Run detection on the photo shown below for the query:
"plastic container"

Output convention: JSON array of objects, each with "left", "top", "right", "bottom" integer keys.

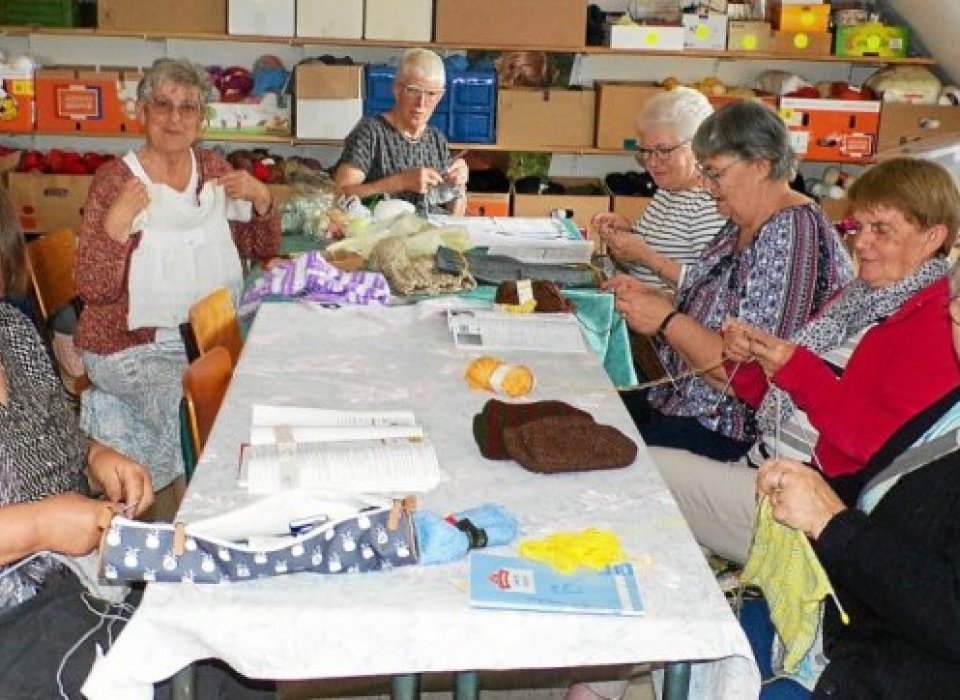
[{"left": 0, "top": 0, "right": 82, "bottom": 27}]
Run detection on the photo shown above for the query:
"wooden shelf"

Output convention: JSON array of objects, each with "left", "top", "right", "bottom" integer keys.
[{"left": 0, "top": 25, "right": 937, "bottom": 65}]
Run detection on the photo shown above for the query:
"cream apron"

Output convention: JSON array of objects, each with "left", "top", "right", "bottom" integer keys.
[{"left": 124, "top": 151, "right": 249, "bottom": 331}]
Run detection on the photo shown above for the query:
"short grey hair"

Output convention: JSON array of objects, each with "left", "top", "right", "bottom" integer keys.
[
  {"left": 691, "top": 100, "right": 798, "bottom": 181},
  {"left": 137, "top": 58, "right": 213, "bottom": 107},
  {"left": 396, "top": 48, "right": 445, "bottom": 86},
  {"left": 636, "top": 87, "right": 713, "bottom": 142}
]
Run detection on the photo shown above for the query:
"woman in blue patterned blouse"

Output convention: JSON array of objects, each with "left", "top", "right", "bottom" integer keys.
[{"left": 610, "top": 100, "right": 854, "bottom": 461}]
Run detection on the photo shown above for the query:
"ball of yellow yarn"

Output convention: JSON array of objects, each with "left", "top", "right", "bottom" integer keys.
[{"left": 464, "top": 356, "right": 535, "bottom": 398}]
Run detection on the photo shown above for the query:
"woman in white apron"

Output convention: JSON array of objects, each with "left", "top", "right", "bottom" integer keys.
[{"left": 75, "top": 59, "right": 280, "bottom": 519}]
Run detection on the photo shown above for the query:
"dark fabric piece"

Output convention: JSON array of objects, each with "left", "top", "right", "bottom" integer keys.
[
  {"left": 493, "top": 280, "right": 574, "bottom": 313},
  {"left": 472, "top": 399, "right": 590, "bottom": 460},
  {"left": 640, "top": 410, "right": 753, "bottom": 462},
  {"left": 503, "top": 415, "right": 637, "bottom": 473},
  {"left": 813, "top": 451, "right": 960, "bottom": 699},
  {"left": 740, "top": 598, "right": 812, "bottom": 699}
]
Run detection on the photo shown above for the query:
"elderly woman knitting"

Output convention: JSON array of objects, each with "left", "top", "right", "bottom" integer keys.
[
  {"left": 334, "top": 47, "right": 469, "bottom": 215},
  {"left": 75, "top": 58, "right": 280, "bottom": 518},
  {"left": 610, "top": 101, "right": 852, "bottom": 462},
  {"left": 654, "top": 157, "right": 960, "bottom": 567},
  {"left": 593, "top": 86, "right": 726, "bottom": 292}
]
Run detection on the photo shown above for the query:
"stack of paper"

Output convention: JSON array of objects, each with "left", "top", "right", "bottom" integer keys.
[
  {"left": 447, "top": 309, "right": 588, "bottom": 353},
  {"left": 240, "top": 406, "right": 445, "bottom": 495},
  {"left": 428, "top": 215, "right": 594, "bottom": 265}
]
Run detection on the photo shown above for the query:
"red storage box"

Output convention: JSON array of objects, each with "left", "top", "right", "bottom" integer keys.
[{"left": 36, "top": 67, "right": 129, "bottom": 134}]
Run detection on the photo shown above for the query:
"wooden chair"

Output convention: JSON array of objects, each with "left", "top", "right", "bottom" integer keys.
[
  {"left": 25, "top": 228, "right": 90, "bottom": 394},
  {"left": 182, "top": 346, "right": 234, "bottom": 468},
  {"left": 188, "top": 287, "right": 243, "bottom": 366}
]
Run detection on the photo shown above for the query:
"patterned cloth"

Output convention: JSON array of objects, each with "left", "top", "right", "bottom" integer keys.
[
  {"left": 81, "top": 338, "right": 188, "bottom": 491},
  {"left": 0, "top": 304, "right": 88, "bottom": 613},
  {"left": 337, "top": 115, "right": 459, "bottom": 215},
  {"left": 624, "top": 187, "right": 726, "bottom": 290},
  {"left": 649, "top": 203, "right": 853, "bottom": 444},
  {"left": 240, "top": 251, "right": 391, "bottom": 318}
]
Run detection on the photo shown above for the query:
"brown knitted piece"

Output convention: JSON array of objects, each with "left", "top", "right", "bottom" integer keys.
[
  {"left": 494, "top": 280, "right": 574, "bottom": 313},
  {"left": 473, "top": 399, "right": 591, "bottom": 459},
  {"left": 503, "top": 415, "right": 637, "bottom": 473}
]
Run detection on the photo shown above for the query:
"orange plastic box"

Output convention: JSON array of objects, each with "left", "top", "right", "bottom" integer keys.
[
  {"left": 780, "top": 97, "right": 881, "bottom": 162},
  {"left": 36, "top": 67, "right": 131, "bottom": 134},
  {"left": 769, "top": 3, "right": 830, "bottom": 33}
]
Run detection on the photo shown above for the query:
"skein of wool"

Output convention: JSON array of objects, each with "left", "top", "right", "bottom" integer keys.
[{"left": 464, "top": 356, "right": 535, "bottom": 398}]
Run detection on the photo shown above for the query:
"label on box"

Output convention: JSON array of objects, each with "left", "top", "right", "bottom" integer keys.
[{"left": 56, "top": 85, "right": 103, "bottom": 120}]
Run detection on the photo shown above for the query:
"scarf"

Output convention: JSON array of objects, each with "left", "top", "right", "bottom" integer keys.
[{"left": 758, "top": 257, "right": 951, "bottom": 438}]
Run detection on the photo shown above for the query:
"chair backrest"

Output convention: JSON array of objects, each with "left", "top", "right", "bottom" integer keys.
[
  {"left": 25, "top": 227, "right": 78, "bottom": 325},
  {"left": 182, "top": 346, "right": 233, "bottom": 459},
  {"left": 188, "top": 287, "right": 243, "bottom": 366}
]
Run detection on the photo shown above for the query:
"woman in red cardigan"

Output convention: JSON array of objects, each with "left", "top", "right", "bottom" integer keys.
[
  {"left": 75, "top": 58, "right": 280, "bottom": 518},
  {"left": 653, "top": 157, "right": 960, "bottom": 565}
]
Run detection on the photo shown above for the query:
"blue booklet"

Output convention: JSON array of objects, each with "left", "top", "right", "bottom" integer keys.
[{"left": 469, "top": 553, "right": 645, "bottom": 616}]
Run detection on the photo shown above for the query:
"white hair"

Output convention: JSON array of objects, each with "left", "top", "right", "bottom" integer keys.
[
  {"left": 396, "top": 48, "right": 445, "bottom": 86},
  {"left": 635, "top": 86, "right": 714, "bottom": 142}
]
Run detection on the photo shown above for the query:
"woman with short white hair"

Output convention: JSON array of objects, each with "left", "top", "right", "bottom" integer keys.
[{"left": 335, "top": 48, "right": 469, "bottom": 215}]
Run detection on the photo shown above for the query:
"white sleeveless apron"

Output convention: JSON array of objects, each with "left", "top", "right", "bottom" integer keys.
[{"left": 124, "top": 151, "right": 250, "bottom": 331}]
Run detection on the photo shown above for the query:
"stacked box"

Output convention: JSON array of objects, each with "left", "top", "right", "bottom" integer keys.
[
  {"left": 835, "top": 24, "right": 909, "bottom": 58},
  {"left": 6, "top": 171, "right": 93, "bottom": 233},
  {"left": 682, "top": 13, "right": 728, "bottom": 51},
  {"left": 435, "top": 0, "right": 587, "bottom": 49},
  {"left": 497, "top": 89, "right": 596, "bottom": 149},
  {"left": 0, "top": 0, "right": 80, "bottom": 27},
  {"left": 35, "top": 67, "right": 132, "bottom": 134},
  {"left": 780, "top": 97, "right": 881, "bottom": 162},
  {"left": 771, "top": 30, "right": 832, "bottom": 57},
  {"left": 98, "top": 0, "right": 225, "bottom": 33},
  {"left": 229, "top": 0, "right": 295, "bottom": 37},
  {"left": 768, "top": 2, "right": 830, "bottom": 32},
  {"left": 727, "top": 21, "right": 774, "bottom": 52},
  {"left": 595, "top": 82, "right": 664, "bottom": 150},
  {"left": 297, "top": 63, "right": 364, "bottom": 140},
  {"left": 364, "top": 0, "right": 431, "bottom": 41},
  {"left": 296, "top": 0, "right": 363, "bottom": 39}
]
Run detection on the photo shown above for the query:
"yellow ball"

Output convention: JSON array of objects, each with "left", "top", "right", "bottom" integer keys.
[{"left": 464, "top": 356, "right": 535, "bottom": 398}]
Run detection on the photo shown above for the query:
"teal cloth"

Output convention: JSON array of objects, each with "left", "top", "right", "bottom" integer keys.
[{"left": 461, "top": 287, "right": 637, "bottom": 388}]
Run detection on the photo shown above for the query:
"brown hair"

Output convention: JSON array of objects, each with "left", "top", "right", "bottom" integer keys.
[
  {"left": 0, "top": 187, "right": 27, "bottom": 296},
  {"left": 848, "top": 157, "right": 960, "bottom": 256}
]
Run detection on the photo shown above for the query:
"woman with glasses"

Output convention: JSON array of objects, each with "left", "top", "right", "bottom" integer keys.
[
  {"left": 75, "top": 58, "right": 280, "bottom": 519},
  {"left": 335, "top": 48, "right": 469, "bottom": 215},
  {"left": 593, "top": 87, "right": 725, "bottom": 292},
  {"left": 658, "top": 157, "right": 960, "bottom": 570},
  {"left": 609, "top": 100, "right": 853, "bottom": 462}
]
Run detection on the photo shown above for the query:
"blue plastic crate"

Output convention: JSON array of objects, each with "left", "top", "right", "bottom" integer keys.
[
  {"left": 365, "top": 63, "right": 451, "bottom": 114},
  {"left": 449, "top": 111, "right": 495, "bottom": 144},
  {"left": 449, "top": 71, "right": 497, "bottom": 113}
]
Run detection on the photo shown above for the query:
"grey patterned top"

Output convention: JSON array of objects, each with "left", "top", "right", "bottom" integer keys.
[
  {"left": 0, "top": 303, "right": 88, "bottom": 612},
  {"left": 337, "top": 115, "right": 459, "bottom": 214}
]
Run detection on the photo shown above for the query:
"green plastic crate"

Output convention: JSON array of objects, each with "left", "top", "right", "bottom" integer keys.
[{"left": 0, "top": 0, "right": 81, "bottom": 27}]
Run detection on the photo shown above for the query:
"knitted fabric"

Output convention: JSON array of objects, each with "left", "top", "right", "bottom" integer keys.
[
  {"left": 741, "top": 497, "right": 835, "bottom": 673},
  {"left": 473, "top": 399, "right": 590, "bottom": 459},
  {"left": 503, "top": 415, "right": 637, "bottom": 473}
]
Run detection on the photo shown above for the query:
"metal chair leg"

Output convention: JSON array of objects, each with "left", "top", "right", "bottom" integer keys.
[
  {"left": 454, "top": 670, "right": 479, "bottom": 700},
  {"left": 663, "top": 661, "right": 691, "bottom": 700},
  {"left": 391, "top": 673, "right": 421, "bottom": 700}
]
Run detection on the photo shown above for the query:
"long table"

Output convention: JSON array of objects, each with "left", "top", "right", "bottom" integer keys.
[{"left": 84, "top": 302, "right": 759, "bottom": 699}]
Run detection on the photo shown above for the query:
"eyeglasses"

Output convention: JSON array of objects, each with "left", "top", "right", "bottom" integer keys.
[
  {"left": 399, "top": 83, "right": 445, "bottom": 101},
  {"left": 148, "top": 97, "right": 201, "bottom": 120},
  {"left": 696, "top": 159, "right": 742, "bottom": 185},
  {"left": 634, "top": 140, "right": 689, "bottom": 164}
]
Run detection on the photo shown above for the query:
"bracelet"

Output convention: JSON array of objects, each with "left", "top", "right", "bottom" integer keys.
[{"left": 656, "top": 310, "right": 680, "bottom": 339}]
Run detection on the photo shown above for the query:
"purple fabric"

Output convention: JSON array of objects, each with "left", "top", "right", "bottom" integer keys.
[{"left": 240, "top": 250, "right": 390, "bottom": 318}]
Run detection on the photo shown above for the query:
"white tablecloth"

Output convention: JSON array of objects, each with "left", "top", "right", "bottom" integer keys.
[{"left": 84, "top": 303, "right": 760, "bottom": 699}]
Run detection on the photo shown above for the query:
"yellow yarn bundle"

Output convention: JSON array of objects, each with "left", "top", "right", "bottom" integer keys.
[
  {"left": 464, "top": 356, "right": 535, "bottom": 398},
  {"left": 519, "top": 529, "right": 628, "bottom": 574}
]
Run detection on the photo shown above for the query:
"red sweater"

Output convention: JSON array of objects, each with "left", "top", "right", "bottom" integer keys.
[
  {"left": 732, "top": 278, "right": 960, "bottom": 477},
  {"left": 75, "top": 148, "right": 280, "bottom": 355}
]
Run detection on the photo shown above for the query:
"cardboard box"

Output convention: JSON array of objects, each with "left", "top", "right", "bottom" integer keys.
[
  {"left": 834, "top": 24, "right": 909, "bottom": 59},
  {"left": 35, "top": 67, "right": 130, "bottom": 134},
  {"left": 98, "top": 0, "right": 226, "bottom": 33},
  {"left": 296, "top": 0, "right": 363, "bottom": 39},
  {"left": 204, "top": 94, "right": 292, "bottom": 136},
  {"left": 512, "top": 177, "right": 610, "bottom": 239},
  {"left": 771, "top": 30, "right": 832, "bottom": 57},
  {"left": 682, "top": 13, "right": 728, "bottom": 51},
  {"left": 877, "top": 103, "right": 960, "bottom": 152},
  {"left": 769, "top": 3, "right": 830, "bottom": 32},
  {"left": 435, "top": 0, "right": 587, "bottom": 49},
  {"left": 497, "top": 89, "right": 595, "bottom": 149},
  {"left": 6, "top": 172, "right": 93, "bottom": 233},
  {"left": 364, "top": 0, "right": 431, "bottom": 41},
  {"left": 595, "top": 82, "right": 664, "bottom": 150},
  {"left": 780, "top": 98, "right": 881, "bottom": 161},
  {"left": 707, "top": 92, "right": 777, "bottom": 111},
  {"left": 609, "top": 23, "right": 685, "bottom": 51},
  {"left": 465, "top": 192, "right": 510, "bottom": 217},
  {"left": 0, "top": 64, "right": 34, "bottom": 133},
  {"left": 295, "top": 63, "right": 363, "bottom": 139},
  {"left": 727, "top": 20, "right": 773, "bottom": 52},
  {"left": 611, "top": 195, "right": 652, "bottom": 222},
  {"left": 229, "top": 0, "right": 295, "bottom": 37}
]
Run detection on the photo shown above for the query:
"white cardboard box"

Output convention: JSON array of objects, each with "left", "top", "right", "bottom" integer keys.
[
  {"left": 296, "top": 0, "right": 363, "bottom": 39},
  {"left": 296, "top": 98, "right": 364, "bottom": 139},
  {"left": 364, "top": 0, "right": 431, "bottom": 41},
  {"left": 609, "top": 24, "right": 685, "bottom": 51},
  {"left": 229, "top": 0, "right": 295, "bottom": 37},
  {"left": 682, "top": 13, "right": 728, "bottom": 50}
]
